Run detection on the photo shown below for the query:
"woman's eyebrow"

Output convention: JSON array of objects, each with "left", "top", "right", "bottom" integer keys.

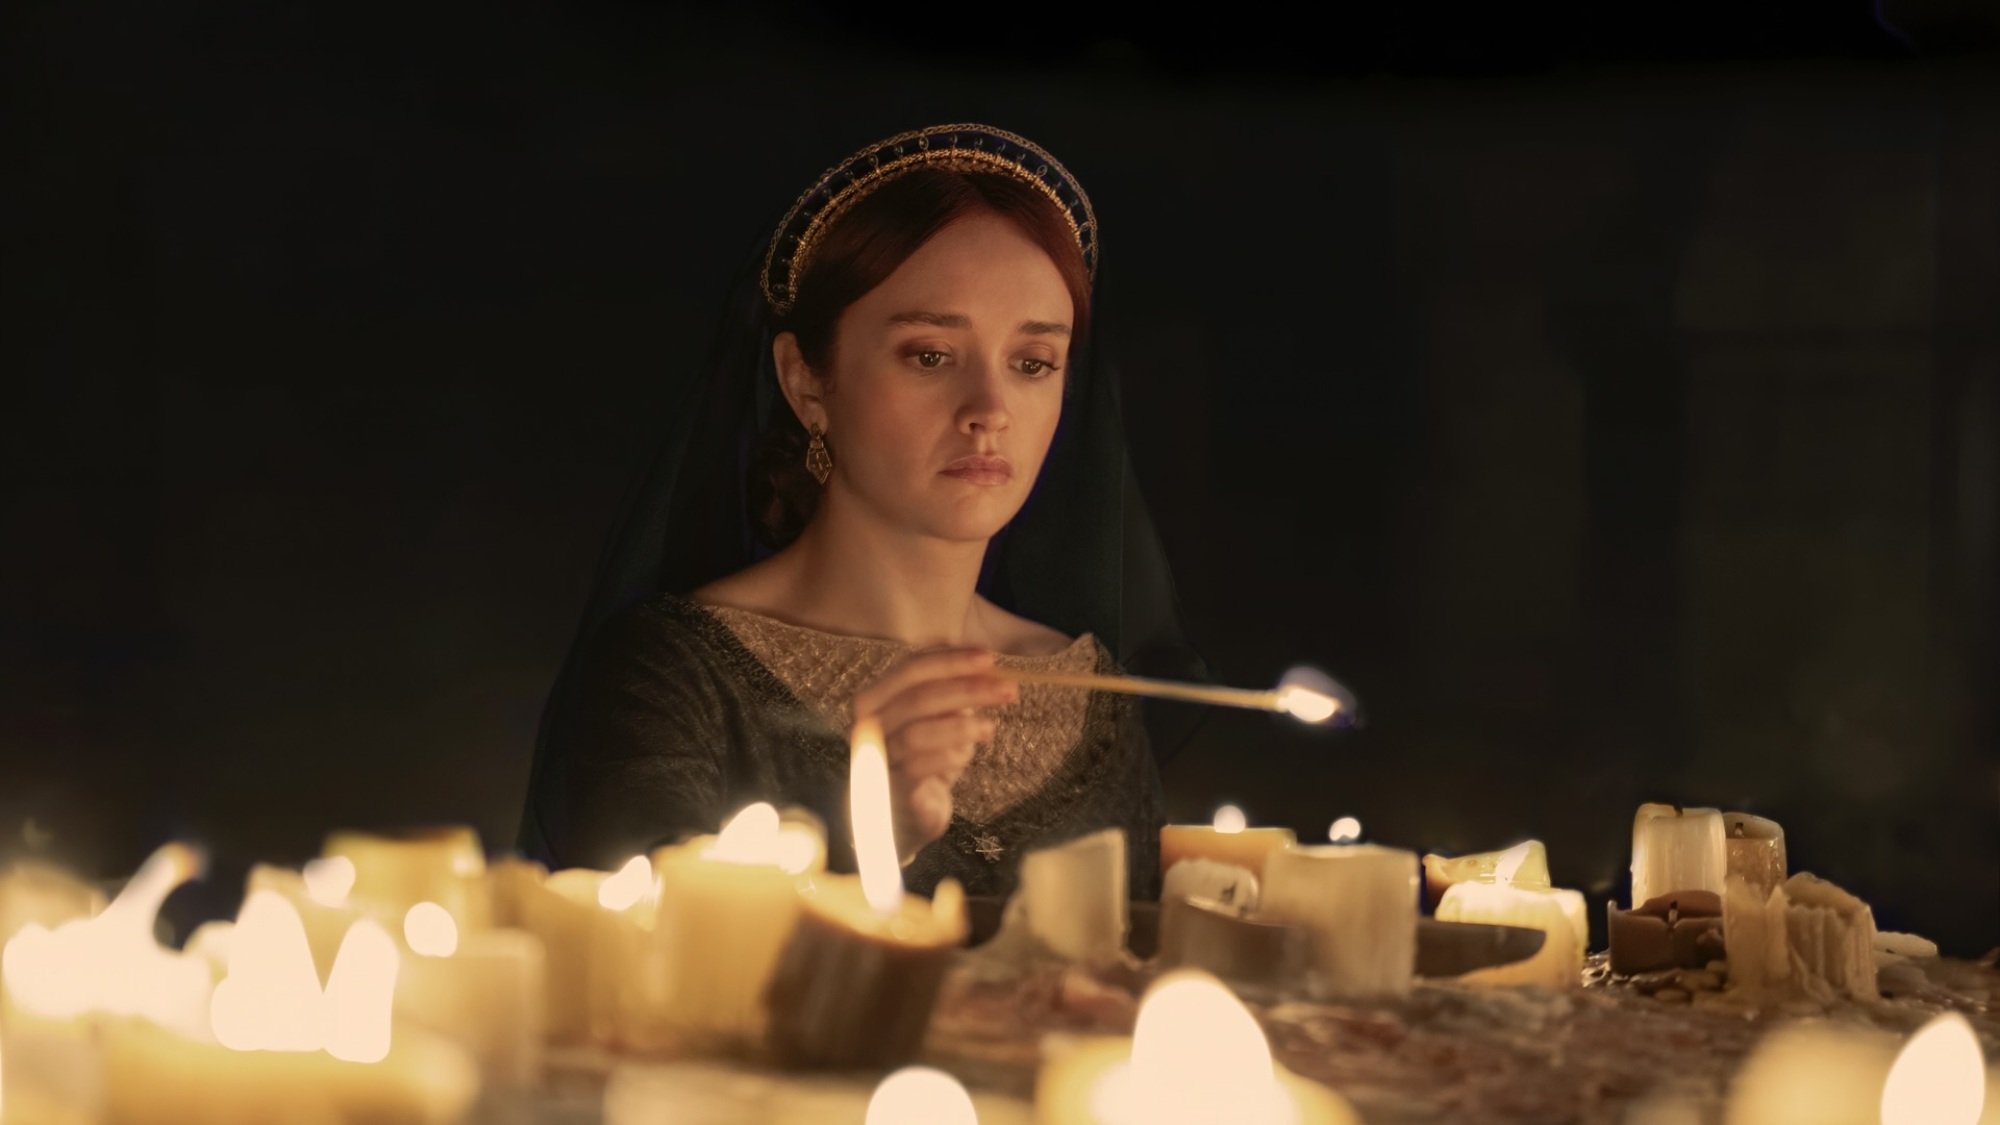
[
  {"left": 1018, "top": 320, "right": 1070, "bottom": 337},
  {"left": 886, "top": 310, "right": 969, "bottom": 328}
]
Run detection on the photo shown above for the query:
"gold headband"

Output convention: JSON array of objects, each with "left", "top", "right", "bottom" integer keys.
[{"left": 761, "top": 124, "right": 1098, "bottom": 316}]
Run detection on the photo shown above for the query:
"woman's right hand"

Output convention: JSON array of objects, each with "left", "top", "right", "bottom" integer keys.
[{"left": 849, "top": 646, "right": 1019, "bottom": 863}]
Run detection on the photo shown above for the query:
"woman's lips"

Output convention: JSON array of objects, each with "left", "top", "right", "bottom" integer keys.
[{"left": 942, "top": 456, "right": 1012, "bottom": 485}]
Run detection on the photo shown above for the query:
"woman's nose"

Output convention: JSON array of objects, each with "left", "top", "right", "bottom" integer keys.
[{"left": 958, "top": 362, "right": 1011, "bottom": 433}]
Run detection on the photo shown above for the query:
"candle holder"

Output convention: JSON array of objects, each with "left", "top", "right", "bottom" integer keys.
[{"left": 1155, "top": 894, "right": 1309, "bottom": 989}]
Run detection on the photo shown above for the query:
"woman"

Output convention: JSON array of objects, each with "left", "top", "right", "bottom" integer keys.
[{"left": 520, "top": 125, "right": 1208, "bottom": 898}]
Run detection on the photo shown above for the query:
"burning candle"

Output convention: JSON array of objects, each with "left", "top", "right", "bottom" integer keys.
[
  {"left": 322, "top": 826, "right": 492, "bottom": 934},
  {"left": 762, "top": 717, "right": 968, "bottom": 1069},
  {"left": 867, "top": 1066, "right": 980, "bottom": 1125},
  {"left": 1035, "top": 968, "right": 1357, "bottom": 1124},
  {"left": 648, "top": 802, "right": 826, "bottom": 1050},
  {"left": 1433, "top": 846, "right": 1588, "bottom": 990},
  {"left": 1421, "top": 839, "right": 1551, "bottom": 909},
  {"left": 1881, "top": 1012, "right": 1988, "bottom": 1125},
  {"left": 1260, "top": 844, "right": 1418, "bottom": 1000},
  {"left": 395, "top": 901, "right": 545, "bottom": 1089},
  {"left": 1160, "top": 807, "right": 1296, "bottom": 883},
  {"left": 1629, "top": 804, "right": 1726, "bottom": 908}
]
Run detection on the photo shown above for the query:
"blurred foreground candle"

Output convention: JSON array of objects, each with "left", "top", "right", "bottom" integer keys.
[
  {"left": 1260, "top": 844, "right": 1417, "bottom": 1000},
  {"left": 1723, "top": 1013, "right": 1987, "bottom": 1125},
  {"left": 0, "top": 861, "right": 105, "bottom": 948},
  {"left": 245, "top": 860, "right": 360, "bottom": 984},
  {"left": 2, "top": 845, "right": 211, "bottom": 1121},
  {"left": 324, "top": 827, "right": 491, "bottom": 934},
  {"left": 511, "top": 866, "right": 606, "bottom": 1045},
  {"left": 591, "top": 855, "right": 665, "bottom": 1052},
  {"left": 1160, "top": 807, "right": 1295, "bottom": 882},
  {"left": 1630, "top": 804, "right": 1725, "bottom": 907},
  {"left": 762, "top": 718, "right": 967, "bottom": 1068},
  {"left": 1434, "top": 845, "right": 1587, "bottom": 989},
  {"left": 112, "top": 907, "right": 475, "bottom": 1125},
  {"left": 396, "top": 902, "right": 545, "bottom": 1089},
  {"left": 1421, "top": 839, "right": 1550, "bottom": 909},
  {"left": 649, "top": 802, "right": 826, "bottom": 1050},
  {"left": 867, "top": 1066, "right": 980, "bottom": 1125},
  {"left": 1035, "top": 969, "right": 1356, "bottom": 1125}
]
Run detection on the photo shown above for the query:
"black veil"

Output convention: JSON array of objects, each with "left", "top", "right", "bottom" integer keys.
[{"left": 517, "top": 227, "right": 1213, "bottom": 861}]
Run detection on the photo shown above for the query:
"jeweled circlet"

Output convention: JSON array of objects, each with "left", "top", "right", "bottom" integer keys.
[{"left": 762, "top": 123, "right": 1099, "bottom": 316}]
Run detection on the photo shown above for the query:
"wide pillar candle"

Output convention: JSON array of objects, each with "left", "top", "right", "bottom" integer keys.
[
  {"left": 1160, "top": 814, "right": 1295, "bottom": 881},
  {"left": 396, "top": 908, "right": 546, "bottom": 1089},
  {"left": 1260, "top": 844, "right": 1417, "bottom": 1000},
  {"left": 1629, "top": 804, "right": 1726, "bottom": 908},
  {"left": 512, "top": 867, "right": 605, "bottom": 1045}
]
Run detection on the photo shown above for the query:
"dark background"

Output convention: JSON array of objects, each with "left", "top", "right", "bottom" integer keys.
[{"left": 4, "top": 1, "right": 1996, "bottom": 953}]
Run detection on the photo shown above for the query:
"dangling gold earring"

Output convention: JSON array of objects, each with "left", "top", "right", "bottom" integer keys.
[{"left": 805, "top": 424, "right": 833, "bottom": 485}]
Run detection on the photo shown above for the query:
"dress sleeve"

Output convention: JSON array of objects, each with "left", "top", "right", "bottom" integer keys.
[{"left": 532, "top": 601, "right": 731, "bottom": 870}]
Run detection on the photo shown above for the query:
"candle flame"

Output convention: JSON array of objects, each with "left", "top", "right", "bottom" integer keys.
[
  {"left": 598, "top": 855, "right": 654, "bottom": 911},
  {"left": 1328, "top": 816, "right": 1362, "bottom": 843},
  {"left": 1494, "top": 841, "right": 1534, "bottom": 885},
  {"left": 1, "top": 843, "right": 211, "bottom": 1034},
  {"left": 403, "top": 901, "right": 457, "bottom": 957},
  {"left": 322, "top": 919, "right": 398, "bottom": 1063},
  {"left": 865, "top": 1066, "right": 978, "bottom": 1125},
  {"left": 301, "top": 855, "right": 356, "bottom": 907},
  {"left": 710, "top": 802, "right": 781, "bottom": 859},
  {"left": 1212, "top": 805, "right": 1248, "bottom": 834},
  {"left": 1092, "top": 969, "right": 1297, "bottom": 1125},
  {"left": 211, "top": 890, "right": 340, "bottom": 1051},
  {"left": 1881, "top": 1012, "right": 1986, "bottom": 1125},
  {"left": 850, "top": 716, "right": 904, "bottom": 917}
]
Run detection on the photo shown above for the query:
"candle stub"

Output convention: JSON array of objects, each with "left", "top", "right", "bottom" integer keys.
[
  {"left": 762, "top": 876, "right": 967, "bottom": 1069},
  {"left": 1260, "top": 844, "right": 1418, "bottom": 1000},
  {"left": 1606, "top": 891, "right": 1724, "bottom": 976}
]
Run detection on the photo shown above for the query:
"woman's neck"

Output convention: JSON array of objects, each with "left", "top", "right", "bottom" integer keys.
[{"left": 725, "top": 507, "right": 996, "bottom": 649}]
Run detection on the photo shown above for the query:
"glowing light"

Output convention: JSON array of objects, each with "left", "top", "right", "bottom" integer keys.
[
  {"left": 402, "top": 902, "right": 458, "bottom": 958},
  {"left": 1328, "top": 817, "right": 1362, "bottom": 844},
  {"left": 708, "top": 802, "right": 781, "bottom": 861},
  {"left": 1881, "top": 1012, "right": 1986, "bottom": 1125},
  {"left": 850, "top": 717, "right": 904, "bottom": 916},
  {"left": 322, "top": 919, "right": 399, "bottom": 1064},
  {"left": 1, "top": 843, "right": 211, "bottom": 1035},
  {"left": 1212, "top": 805, "right": 1248, "bottom": 835},
  {"left": 301, "top": 855, "right": 356, "bottom": 907},
  {"left": 1493, "top": 841, "right": 1535, "bottom": 886},
  {"left": 1090, "top": 969, "right": 1298, "bottom": 1125},
  {"left": 865, "top": 1066, "right": 978, "bottom": 1125},
  {"left": 597, "top": 855, "right": 654, "bottom": 912}
]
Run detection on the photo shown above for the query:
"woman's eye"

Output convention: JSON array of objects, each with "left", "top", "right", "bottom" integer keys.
[
  {"left": 1018, "top": 357, "right": 1058, "bottom": 377},
  {"left": 914, "top": 350, "right": 947, "bottom": 369}
]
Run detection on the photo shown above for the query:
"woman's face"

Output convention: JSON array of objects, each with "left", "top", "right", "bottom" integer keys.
[{"left": 816, "top": 211, "right": 1072, "bottom": 544}]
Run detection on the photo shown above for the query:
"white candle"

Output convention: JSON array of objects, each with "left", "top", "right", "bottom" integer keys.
[
  {"left": 1160, "top": 808, "right": 1295, "bottom": 881},
  {"left": 1630, "top": 804, "right": 1726, "bottom": 908},
  {"left": 395, "top": 901, "right": 546, "bottom": 1088},
  {"left": 648, "top": 802, "right": 825, "bottom": 1050},
  {"left": 590, "top": 855, "right": 666, "bottom": 1052},
  {"left": 1721, "top": 812, "right": 1787, "bottom": 895},
  {"left": 510, "top": 867, "right": 605, "bottom": 1045},
  {"left": 1260, "top": 844, "right": 1418, "bottom": 1000},
  {"left": 995, "top": 827, "right": 1129, "bottom": 965}
]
